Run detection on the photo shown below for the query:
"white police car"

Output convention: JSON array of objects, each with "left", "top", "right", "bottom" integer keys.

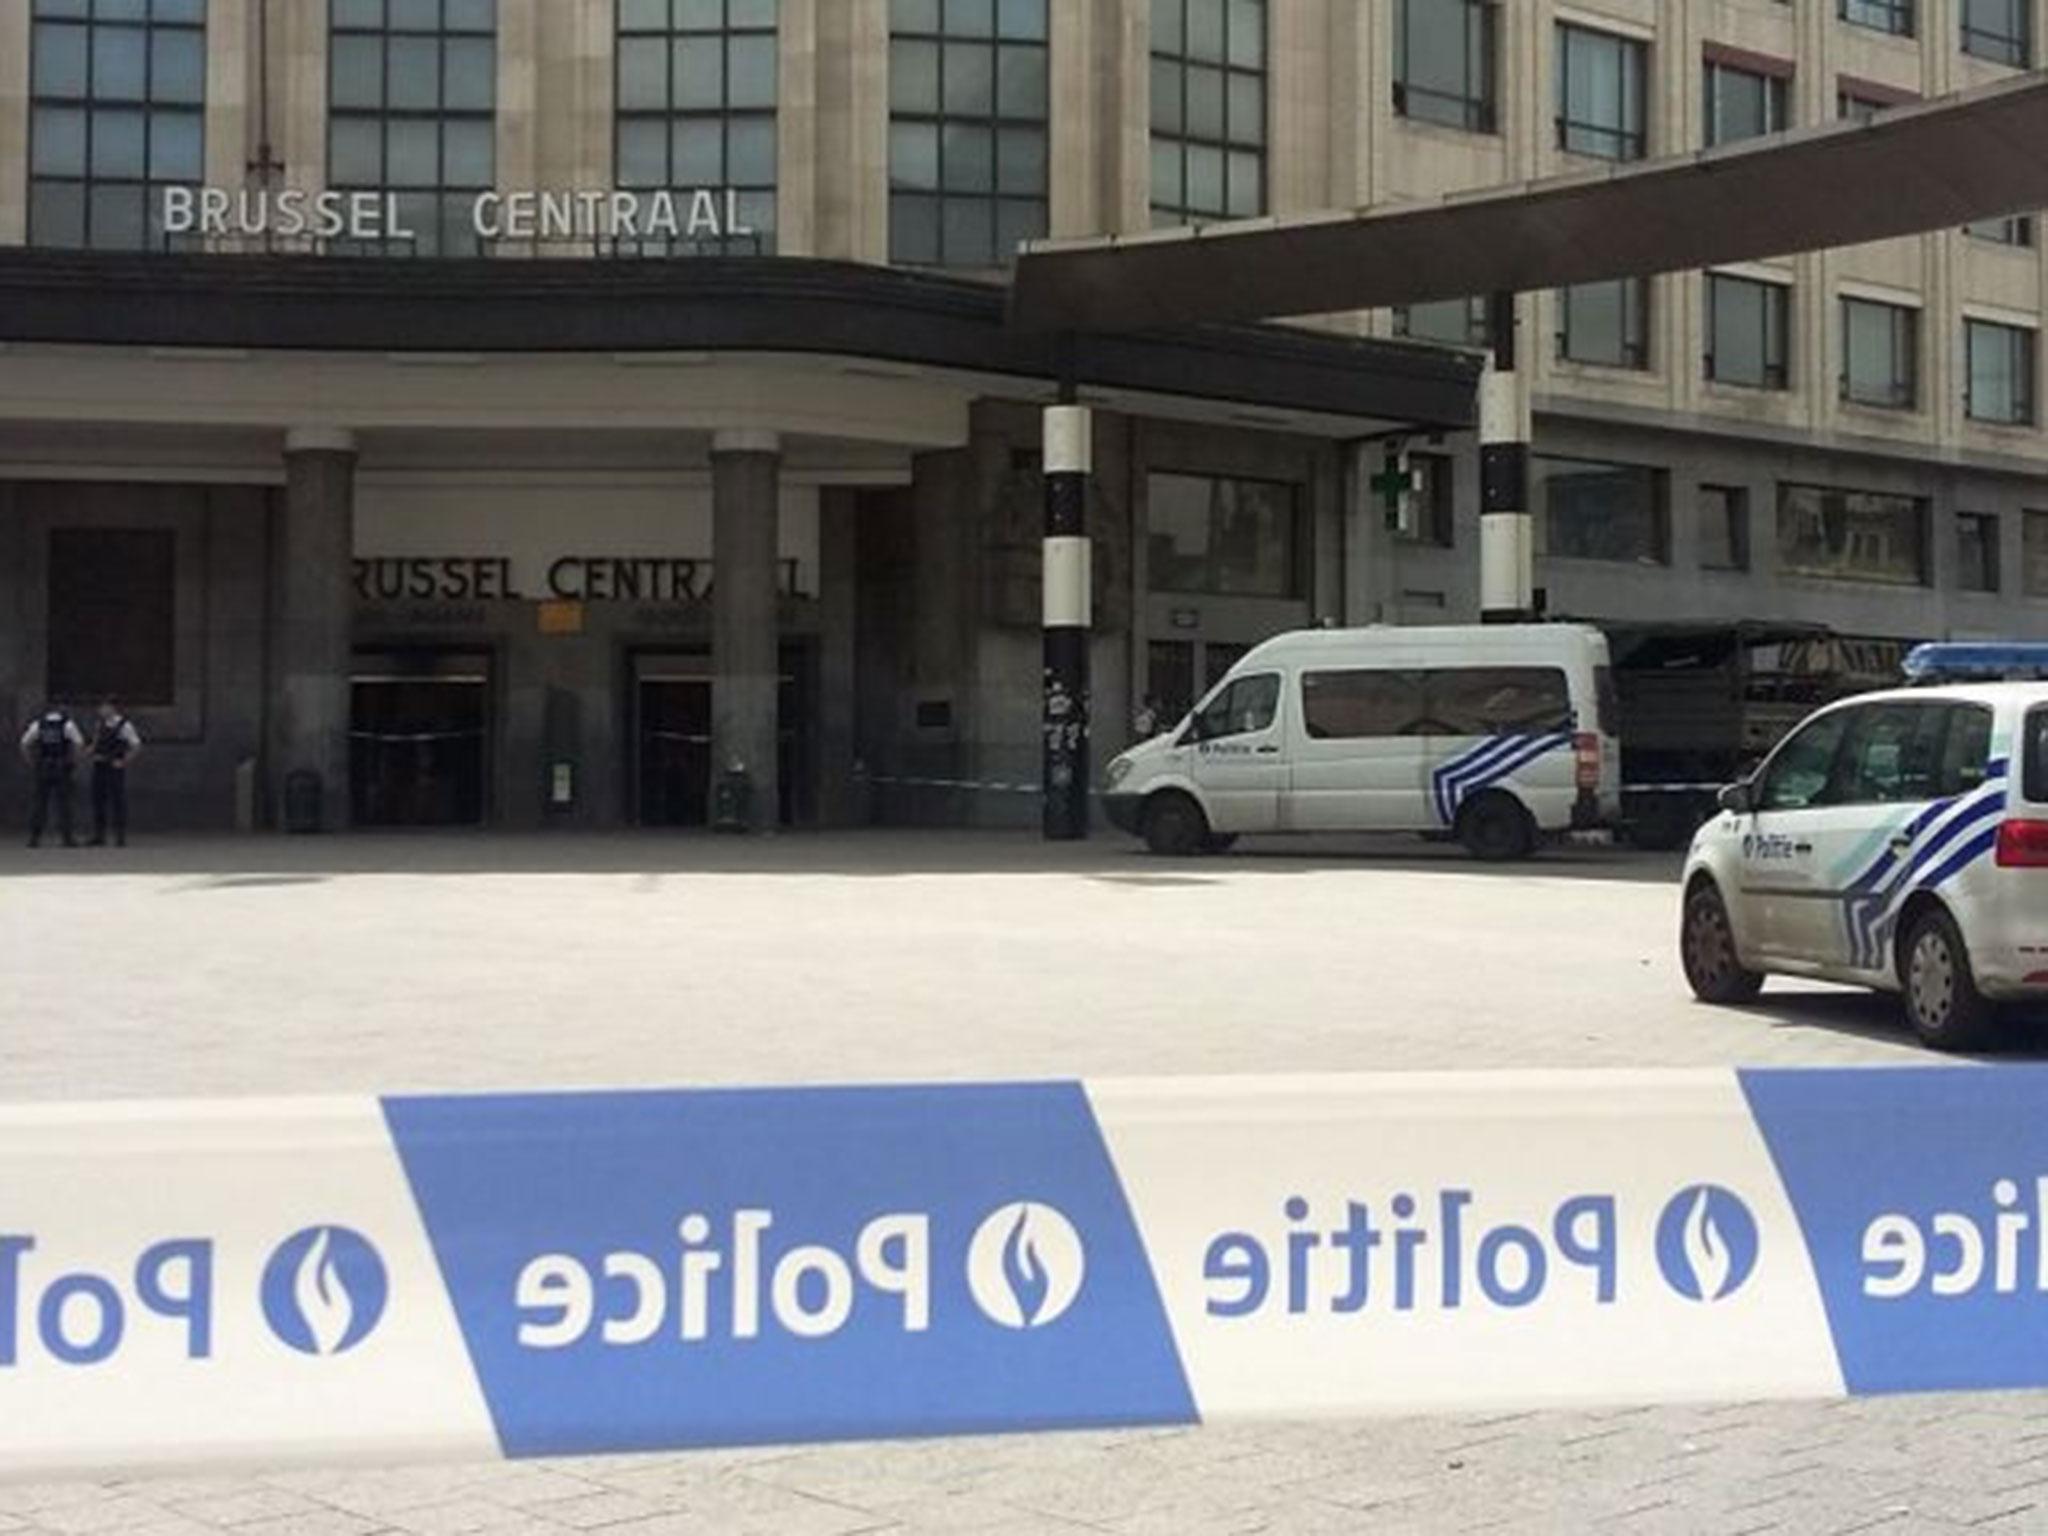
[{"left": 1680, "top": 644, "right": 2048, "bottom": 1050}]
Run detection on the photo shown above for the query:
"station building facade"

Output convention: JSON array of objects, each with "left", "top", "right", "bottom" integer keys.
[{"left": 1, "top": 0, "right": 2045, "bottom": 832}]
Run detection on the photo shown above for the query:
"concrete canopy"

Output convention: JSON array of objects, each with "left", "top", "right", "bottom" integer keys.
[{"left": 1012, "top": 72, "right": 2048, "bottom": 334}]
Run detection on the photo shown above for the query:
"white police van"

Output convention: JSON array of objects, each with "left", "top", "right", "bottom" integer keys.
[
  {"left": 1101, "top": 624, "right": 1621, "bottom": 860},
  {"left": 1681, "top": 643, "right": 2048, "bottom": 1050}
]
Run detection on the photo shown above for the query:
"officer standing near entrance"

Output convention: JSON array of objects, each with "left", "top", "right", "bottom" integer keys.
[
  {"left": 18, "top": 704, "right": 85, "bottom": 849},
  {"left": 88, "top": 698, "right": 143, "bottom": 847}
]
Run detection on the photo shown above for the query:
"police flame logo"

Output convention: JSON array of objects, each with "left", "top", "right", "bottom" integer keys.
[
  {"left": 966, "top": 1202, "right": 1085, "bottom": 1329},
  {"left": 260, "top": 1225, "right": 390, "bottom": 1355}
]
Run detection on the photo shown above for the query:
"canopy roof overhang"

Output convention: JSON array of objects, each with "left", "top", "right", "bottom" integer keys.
[{"left": 1012, "top": 72, "right": 2048, "bottom": 334}]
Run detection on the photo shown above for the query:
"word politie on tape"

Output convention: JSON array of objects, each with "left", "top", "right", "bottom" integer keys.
[{"left": 6, "top": 1067, "right": 2048, "bottom": 1476}]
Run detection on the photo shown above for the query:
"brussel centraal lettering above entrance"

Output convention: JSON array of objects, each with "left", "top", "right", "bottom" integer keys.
[
  {"left": 163, "top": 188, "right": 754, "bottom": 246},
  {"left": 351, "top": 558, "right": 806, "bottom": 605}
]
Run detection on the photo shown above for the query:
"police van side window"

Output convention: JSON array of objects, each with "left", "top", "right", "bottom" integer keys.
[
  {"left": 1758, "top": 708, "right": 1851, "bottom": 811},
  {"left": 1189, "top": 673, "right": 1280, "bottom": 742},
  {"left": 1937, "top": 704, "right": 1995, "bottom": 796},
  {"left": 1423, "top": 667, "right": 1572, "bottom": 736},
  {"left": 1301, "top": 669, "right": 1425, "bottom": 740}
]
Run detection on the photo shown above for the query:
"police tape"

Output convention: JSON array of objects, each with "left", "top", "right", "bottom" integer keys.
[{"left": 3, "top": 1067, "right": 2043, "bottom": 1477}]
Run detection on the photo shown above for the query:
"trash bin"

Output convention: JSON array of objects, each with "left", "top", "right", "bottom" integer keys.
[
  {"left": 712, "top": 767, "right": 753, "bottom": 833},
  {"left": 283, "top": 769, "right": 323, "bottom": 834}
]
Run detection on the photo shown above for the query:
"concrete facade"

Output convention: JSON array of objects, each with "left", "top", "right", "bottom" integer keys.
[{"left": 4, "top": 0, "right": 2045, "bottom": 830}]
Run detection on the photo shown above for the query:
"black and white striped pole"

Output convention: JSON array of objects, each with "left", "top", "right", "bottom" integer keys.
[
  {"left": 1042, "top": 398, "right": 1092, "bottom": 840},
  {"left": 1480, "top": 290, "right": 1534, "bottom": 624}
]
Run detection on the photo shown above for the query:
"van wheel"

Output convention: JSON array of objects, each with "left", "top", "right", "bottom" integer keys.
[
  {"left": 1681, "top": 881, "right": 1764, "bottom": 1005},
  {"left": 1900, "top": 907, "right": 1999, "bottom": 1052},
  {"left": 1457, "top": 792, "right": 1535, "bottom": 862},
  {"left": 1143, "top": 792, "right": 1208, "bottom": 857}
]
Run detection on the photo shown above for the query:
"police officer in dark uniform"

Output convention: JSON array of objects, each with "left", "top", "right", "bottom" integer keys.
[
  {"left": 18, "top": 705, "right": 85, "bottom": 849},
  {"left": 89, "top": 698, "right": 143, "bottom": 847}
]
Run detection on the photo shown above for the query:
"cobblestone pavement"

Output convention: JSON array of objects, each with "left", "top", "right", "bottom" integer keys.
[{"left": 4, "top": 831, "right": 2046, "bottom": 1533}]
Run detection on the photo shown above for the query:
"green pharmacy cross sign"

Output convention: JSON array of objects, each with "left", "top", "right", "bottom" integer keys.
[{"left": 1370, "top": 453, "right": 1419, "bottom": 532}]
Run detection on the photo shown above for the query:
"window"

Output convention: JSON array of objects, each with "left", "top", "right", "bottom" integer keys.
[
  {"left": 2027, "top": 707, "right": 2048, "bottom": 803},
  {"left": 1966, "top": 215, "right": 2035, "bottom": 246},
  {"left": 1778, "top": 483, "right": 1929, "bottom": 585},
  {"left": 329, "top": 0, "right": 497, "bottom": 257},
  {"left": 1840, "top": 0, "right": 1914, "bottom": 38},
  {"left": 1841, "top": 297, "right": 1917, "bottom": 409},
  {"left": 1302, "top": 669, "right": 1425, "bottom": 740},
  {"left": 1832, "top": 704, "right": 1954, "bottom": 807},
  {"left": 2025, "top": 512, "right": 2048, "bottom": 597},
  {"left": 1393, "top": 296, "right": 1489, "bottom": 348},
  {"left": 1557, "top": 278, "right": 1648, "bottom": 368},
  {"left": 617, "top": 0, "right": 778, "bottom": 256},
  {"left": 1428, "top": 668, "right": 1573, "bottom": 736},
  {"left": 1534, "top": 454, "right": 1667, "bottom": 564},
  {"left": 1147, "top": 472, "right": 1299, "bottom": 597},
  {"left": 1400, "top": 452, "right": 1456, "bottom": 548},
  {"left": 1759, "top": 709, "right": 1850, "bottom": 811},
  {"left": 1966, "top": 318, "right": 2036, "bottom": 424},
  {"left": 1838, "top": 91, "right": 1895, "bottom": 124},
  {"left": 1189, "top": 672, "right": 1279, "bottom": 741},
  {"left": 1555, "top": 24, "right": 1646, "bottom": 161},
  {"left": 46, "top": 528, "right": 176, "bottom": 705},
  {"left": 1962, "top": 0, "right": 2031, "bottom": 65},
  {"left": 1941, "top": 705, "right": 1996, "bottom": 796},
  {"left": 889, "top": 0, "right": 1047, "bottom": 268},
  {"left": 1703, "top": 61, "right": 1789, "bottom": 147},
  {"left": 1957, "top": 512, "right": 2001, "bottom": 593},
  {"left": 1394, "top": 0, "right": 1496, "bottom": 134},
  {"left": 1699, "top": 484, "right": 1751, "bottom": 571},
  {"left": 1150, "top": 0, "right": 1266, "bottom": 225},
  {"left": 28, "top": 0, "right": 205, "bottom": 249},
  {"left": 1706, "top": 273, "right": 1790, "bottom": 389}
]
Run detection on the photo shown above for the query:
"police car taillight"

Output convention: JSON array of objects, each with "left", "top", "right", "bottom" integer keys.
[
  {"left": 1573, "top": 733, "right": 1601, "bottom": 790},
  {"left": 1995, "top": 819, "right": 2048, "bottom": 868}
]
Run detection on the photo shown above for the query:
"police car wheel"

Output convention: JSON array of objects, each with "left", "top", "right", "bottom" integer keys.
[
  {"left": 1900, "top": 909, "right": 1998, "bottom": 1052},
  {"left": 1458, "top": 792, "right": 1535, "bottom": 862},
  {"left": 1142, "top": 792, "right": 1208, "bottom": 857},
  {"left": 1681, "top": 882, "right": 1764, "bottom": 1005}
]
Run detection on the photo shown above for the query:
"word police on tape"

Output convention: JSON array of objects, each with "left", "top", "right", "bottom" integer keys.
[{"left": 6, "top": 1069, "right": 2048, "bottom": 1474}]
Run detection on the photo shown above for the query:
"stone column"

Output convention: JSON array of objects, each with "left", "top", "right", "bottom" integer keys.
[
  {"left": 272, "top": 427, "right": 357, "bottom": 829},
  {"left": 711, "top": 430, "right": 782, "bottom": 830}
]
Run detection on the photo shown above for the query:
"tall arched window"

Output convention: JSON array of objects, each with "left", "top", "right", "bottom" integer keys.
[
  {"left": 616, "top": 0, "right": 778, "bottom": 255},
  {"left": 888, "top": 0, "right": 1049, "bottom": 269},
  {"left": 29, "top": 0, "right": 205, "bottom": 249}
]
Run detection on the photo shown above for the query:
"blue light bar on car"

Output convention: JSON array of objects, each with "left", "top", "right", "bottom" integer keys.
[{"left": 1903, "top": 642, "right": 2048, "bottom": 682}]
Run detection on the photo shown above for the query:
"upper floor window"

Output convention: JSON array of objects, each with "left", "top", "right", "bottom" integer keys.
[
  {"left": 1557, "top": 278, "right": 1649, "bottom": 370},
  {"left": 1966, "top": 318, "right": 2037, "bottom": 425},
  {"left": 1840, "top": 0, "right": 1914, "bottom": 38},
  {"left": 890, "top": 0, "right": 1048, "bottom": 267},
  {"left": 1706, "top": 272, "right": 1790, "bottom": 390},
  {"left": 1556, "top": 24, "right": 1647, "bottom": 161},
  {"left": 1839, "top": 92, "right": 1887, "bottom": 124},
  {"left": 1393, "top": 0, "right": 1497, "bottom": 134},
  {"left": 1966, "top": 215, "right": 2035, "bottom": 246},
  {"left": 1394, "top": 296, "right": 1489, "bottom": 349},
  {"left": 1841, "top": 297, "right": 1917, "bottom": 409},
  {"left": 329, "top": 0, "right": 497, "bottom": 256},
  {"left": 1150, "top": 0, "right": 1266, "bottom": 226},
  {"left": 29, "top": 0, "right": 205, "bottom": 249},
  {"left": 1962, "top": 0, "right": 2031, "bottom": 65},
  {"left": 617, "top": 0, "right": 778, "bottom": 256},
  {"left": 1704, "top": 59, "right": 1789, "bottom": 147}
]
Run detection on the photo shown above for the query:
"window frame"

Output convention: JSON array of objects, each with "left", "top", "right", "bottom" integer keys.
[
  {"left": 1705, "top": 272, "right": 1791, "bottom": 390},
  {"left": 888, "top": 0, "right": 1049, "bottom": 269},
  {"left": 615, "top": 0, "right": 779, "bottom": 257},
  {"left": 1184, "top": 670, "right": 1281, "bottom": 744},
  {"left": 1957, "top": 511, "right": 2002, "bottom": 594},
  {"left": 1961, "top": 0, "right": 2032, "bottom": 66},
  {"left": 1698, "top": 483, "right": 1752, "bottom": 572},
  {"left": 1149, "top": 0, "right": 1268, "bottom": 226},
  {"left": 327, "top": 0, "right": 499, "bottom": 258},
  {"left": 28, "top": 0, "right": 207, "bottom": 251},
  {"left": 1965, "top": 214, "right": 2035, "bottom": 247},
  {"left": 1839, "top": 0, "right": 1915, "bottom": 39},
  {"left": 1965, "top": 317, "right": 2037, "bottom": 426},
  {"left": 1145, "top": 468, "right": 1304, "bottom": 599},
  {"left": 1556, "top": 277, "right": 1650, "bottom": 369},
  {"left": 1776, "top": 482, "right": 1931, "bottom": 587},
  {"left": 1702, "top": 59, "right": 1789, "bottom": 148},
  {"left": 1393, "top": 0, "right": 1497, "bottom": 135},
  {"left": 1534, "top": 453, "right": 1670, "bottom": 566},
  {"left": 1554, "top": 23, "right": 1647, "bottom": 162},
  {"left": 1757, "top": 706, "right": 1854, "bottom": 812}
]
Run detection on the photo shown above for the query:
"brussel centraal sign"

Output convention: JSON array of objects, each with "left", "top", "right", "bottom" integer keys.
[{"left": 162, "top": 187, "right": 755, "bottom": 245}]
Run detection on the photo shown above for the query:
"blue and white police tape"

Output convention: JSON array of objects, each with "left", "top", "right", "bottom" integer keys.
[{"left": 5, "top": 1067, "right": 2047, "bottom": 1476}]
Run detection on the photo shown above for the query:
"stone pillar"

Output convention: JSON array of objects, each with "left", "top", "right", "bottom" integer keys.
[
  {"left": 711, "top": 429, "right": 782, "bottom": 830},
  {"left": 1479, "top": 294, "right": 1534, "bottom": 624},
  {"left": 272, "top": 427, "right": 357, "bottom": 829}
]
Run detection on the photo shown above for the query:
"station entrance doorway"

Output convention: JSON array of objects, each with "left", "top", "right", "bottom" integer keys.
[
  {"left": 631, "top": 646, "right": 814, "bottom": 827},
  {"left": 349, "top": 648, "right": 491, "bottom": 827}
]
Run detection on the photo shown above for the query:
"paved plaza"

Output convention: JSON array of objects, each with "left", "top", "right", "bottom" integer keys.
[{"left": 3, "top": 830, "right": 2045, "bottom": 1533}]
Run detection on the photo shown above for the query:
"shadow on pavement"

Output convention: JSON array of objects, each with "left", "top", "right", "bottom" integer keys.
[
  {"left": 0, "top": 829, "right": 1688, "bottom": 884},
  {"left": 1729, "top": 987, "right": 2048, "bottom": 1060}
]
